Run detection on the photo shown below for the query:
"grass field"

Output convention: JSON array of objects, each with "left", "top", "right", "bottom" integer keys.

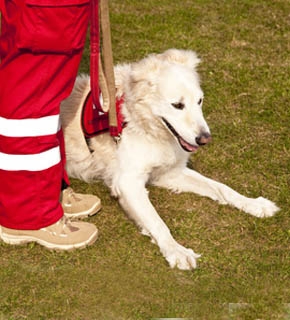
[{"left": 1, "top": 0, "right": 290, "bottom": 319}]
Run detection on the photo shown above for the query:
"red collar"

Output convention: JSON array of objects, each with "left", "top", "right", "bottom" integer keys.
[{"left": 81, "top": 91, "right": 125, "bottom": 138}]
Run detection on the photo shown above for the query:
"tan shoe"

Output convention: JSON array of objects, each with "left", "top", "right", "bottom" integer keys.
[
  {"left": 61, "top": 187, "right": 101, "bottom": 219},
  {"left": 0, "top": 217, "right": 98, "bottom": 250}
]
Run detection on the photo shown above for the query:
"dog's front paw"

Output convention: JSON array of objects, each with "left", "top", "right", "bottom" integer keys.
[
  {"left": 243, "top": 197, "right": 280, "bottom": 218},
  {"left": 164, "top": 243, "right": 201, "bottom": 270}
]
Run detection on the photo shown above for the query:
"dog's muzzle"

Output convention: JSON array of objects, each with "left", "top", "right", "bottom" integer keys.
[{"left": 162, "top": 117, "right": 210, "bottom": 153}]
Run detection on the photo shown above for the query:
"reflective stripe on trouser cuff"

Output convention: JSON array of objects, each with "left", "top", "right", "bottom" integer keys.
[
  {"left": 0, "top": 115, "right": 61, "bottom": 137},
  {"left": 0, "top": 147, "right": 61, "bottom": 171}
]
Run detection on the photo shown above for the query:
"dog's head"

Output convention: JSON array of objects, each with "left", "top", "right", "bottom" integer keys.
[{"left": 117, "top": 49, "right": 211, "bottom": 153}]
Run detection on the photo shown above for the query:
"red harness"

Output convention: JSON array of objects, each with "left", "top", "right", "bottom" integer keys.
[{"left": 81, "top": 90, "right": 125, "bottom": 138}]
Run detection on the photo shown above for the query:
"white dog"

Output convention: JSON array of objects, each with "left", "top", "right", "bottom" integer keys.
[{"left": 61, "top": 49, "right": 279, "bottom": 270}]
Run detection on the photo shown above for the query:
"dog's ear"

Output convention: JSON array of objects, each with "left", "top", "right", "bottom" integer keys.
[
  {"left": 115, "top": 60, "right": 158, "bottom": 99},
  {"left": 131, "top": 55, "right": 161, "bottom": 78},
  {"left": 156, "top": 49, "right": 201, "bottom": 70},
  {"left": 129, "top": 56, "right": 160, "bottom": 89}
]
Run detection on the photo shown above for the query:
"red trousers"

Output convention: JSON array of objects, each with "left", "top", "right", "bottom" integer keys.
[{"left": 0, "top": 0, "right": 90, "bottom": 229}]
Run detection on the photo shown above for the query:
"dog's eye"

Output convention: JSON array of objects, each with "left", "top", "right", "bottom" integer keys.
[
  {"left": 171, "top": 102, "right": 185, "bottom": 110},
  {"left": 198, "top": 98, "right": 203, "bottom": 105}
]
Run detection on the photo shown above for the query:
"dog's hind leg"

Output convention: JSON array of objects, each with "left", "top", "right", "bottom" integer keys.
[
  {"left": 113, "top": 173, "right": 201, "bottom": 270},
  {"left": 152, "top": 167, "right": 279, "bottom": 218}
]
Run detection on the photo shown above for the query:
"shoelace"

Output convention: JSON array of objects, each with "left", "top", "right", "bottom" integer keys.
[
  {"left": 41, "top": 217, "right": 78, "bottom": 237},
  {"left": 66, "top": 188, "right": 83, "bottom": 203}
]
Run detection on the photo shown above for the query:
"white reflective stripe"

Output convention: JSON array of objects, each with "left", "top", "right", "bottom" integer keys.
[
  {"left": 0, "top": 115, "right": 61, "bottom": 137},
  {"left": 0, "top": 147, "right": 61, "bottom": 171}
]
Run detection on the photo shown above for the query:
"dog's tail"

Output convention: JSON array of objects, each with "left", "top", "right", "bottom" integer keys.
[{"left": 60, "top": 75, "right": 94, "bottom": 179}]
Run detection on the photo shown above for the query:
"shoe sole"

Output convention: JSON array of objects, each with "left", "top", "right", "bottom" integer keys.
[
  {"left": 0, "top": 226, "right": 98, "bottom": 251},
  {"left": 63, "top": 203, "right": 102, "bottom": 220}
]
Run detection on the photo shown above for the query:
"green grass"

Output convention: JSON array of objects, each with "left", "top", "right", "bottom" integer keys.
[{"left": 1, "top": 0, "right": 290, "bottom": 319}]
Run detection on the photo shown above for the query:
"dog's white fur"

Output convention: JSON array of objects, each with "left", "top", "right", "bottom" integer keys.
[{"left": 61, "top": 49, "right": 279, "bottom": 270}]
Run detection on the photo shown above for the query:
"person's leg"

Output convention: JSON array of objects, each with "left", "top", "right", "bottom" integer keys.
[{"left": 0, "top": 0, "right": 98, "bottom": 248}]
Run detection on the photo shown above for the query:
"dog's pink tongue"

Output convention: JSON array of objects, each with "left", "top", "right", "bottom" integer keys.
[{"left": 178, "top": 137, "right": 198, "bottom": 152}]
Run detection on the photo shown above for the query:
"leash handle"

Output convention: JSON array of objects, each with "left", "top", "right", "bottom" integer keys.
[
  {"left": 90, "top": 0, "right": 101, "bottom": 111},
  {"left": 90, "top": 0, "right": 119, "bottom": 136}
]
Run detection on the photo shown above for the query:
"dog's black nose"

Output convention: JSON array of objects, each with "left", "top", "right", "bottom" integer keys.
[{"left": 196, "top": 132, "right": 212, "bottom": 146}]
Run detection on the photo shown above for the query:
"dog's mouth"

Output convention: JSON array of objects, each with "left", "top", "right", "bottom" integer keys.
[{"left": 162, "top": 118, "right": 198, "bottom": 153}]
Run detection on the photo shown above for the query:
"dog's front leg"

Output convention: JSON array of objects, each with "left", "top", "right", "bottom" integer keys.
[
  {"left": 153, "top": 167, "right": 279, "bottom": 218},
  {"left": 113, "top": 173, "right": 200, "bottom": 270}
]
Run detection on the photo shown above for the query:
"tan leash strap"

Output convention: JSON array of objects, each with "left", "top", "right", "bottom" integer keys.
[
  {"left": 98, "top": 55, "right": 110, "bottom": 112},
  {"left": 100, "top": 0, "right": 118, "bottom": 130}
]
